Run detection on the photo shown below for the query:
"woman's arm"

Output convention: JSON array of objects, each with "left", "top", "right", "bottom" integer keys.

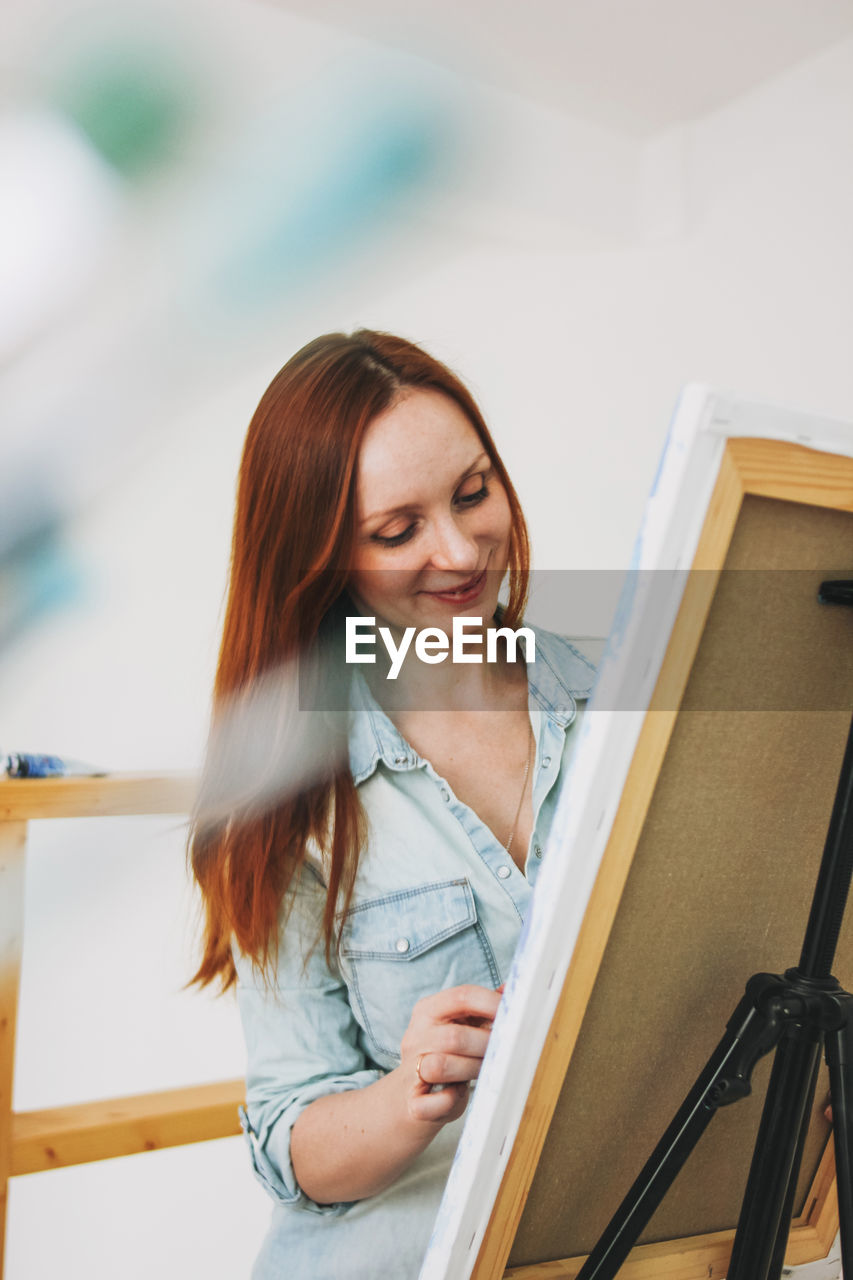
[{"left": 291, "top": 983, "right": 502, "bottom": 1203}]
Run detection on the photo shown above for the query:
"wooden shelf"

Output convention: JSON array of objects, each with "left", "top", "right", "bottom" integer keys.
[
  {"left": 11, "top": 1080, "right": 245, "bottom": 1176},
  {"left": 0, "top": 773, "right": 198, "bottom": 821}
]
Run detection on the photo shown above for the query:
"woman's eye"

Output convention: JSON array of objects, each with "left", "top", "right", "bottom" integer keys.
[
  {"left": 372, "top": 523, "right": 417, "bottom": 548},
  {"left": 456, "top": 478, "right": 489, "bottom": 506},
  {"left": 369, "top": 472, "right": 490, "bottom": 547}
]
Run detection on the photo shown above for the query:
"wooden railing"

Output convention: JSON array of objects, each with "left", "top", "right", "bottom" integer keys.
[{"left": 0, "top": 775, "right": 244, "bottom": 1280}]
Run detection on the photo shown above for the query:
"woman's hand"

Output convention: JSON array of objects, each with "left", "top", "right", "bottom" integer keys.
[
  {"left": 291, "top": 983, "right": 505, "bottom": 1203},
  {"left": 398, "top": 983, "right": 503, "bottom": 1125}
]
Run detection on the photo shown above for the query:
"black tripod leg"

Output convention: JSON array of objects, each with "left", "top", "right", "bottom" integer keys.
[
  {"left": 825, "top": 1009, "right": 853, "bottom": 1278},
  {"left": 576, "top": 1000, "right": 766, "bottom": 1280},
  {"left": 765, "top": 1050, "right": 822, "bottom": 1280},
  {"left": 726, "top": 1030, "right": 822, "bottom": 1280}
]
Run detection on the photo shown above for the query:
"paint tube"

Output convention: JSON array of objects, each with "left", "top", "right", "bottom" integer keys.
[{"left": 3, "top": 752, "right": 107, "bottom": 778}]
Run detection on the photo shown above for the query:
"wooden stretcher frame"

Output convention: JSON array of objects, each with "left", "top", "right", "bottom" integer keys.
[{"left": 419, "top": 387, "right": 853, "bottom": 1280}]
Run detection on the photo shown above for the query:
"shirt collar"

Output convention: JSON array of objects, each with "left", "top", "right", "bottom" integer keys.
[{"left": 346, "top": 618, "right": 596, "bottom": 785}]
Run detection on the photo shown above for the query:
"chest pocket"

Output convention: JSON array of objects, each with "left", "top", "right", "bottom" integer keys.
[{"left": 341, "top": 878, "right": 500, "bottom": 1063}]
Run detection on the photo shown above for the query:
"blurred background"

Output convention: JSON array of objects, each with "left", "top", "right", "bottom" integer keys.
[{"left": 2, "top": 0, "right": 853, "bottom": 1274}]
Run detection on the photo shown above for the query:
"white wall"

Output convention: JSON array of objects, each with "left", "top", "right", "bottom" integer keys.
[{"left": 4, "top": 22, "right": 853, "bottom": 1280}]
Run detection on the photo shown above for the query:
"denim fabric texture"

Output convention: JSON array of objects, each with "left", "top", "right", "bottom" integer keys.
[{"left": 234, "top": 621, "right": 596, "bottom": 1278}]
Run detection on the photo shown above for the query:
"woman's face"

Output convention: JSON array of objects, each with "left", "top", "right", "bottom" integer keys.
[{"left": 348, "top": 388, "right": 513, "bottom": 634}]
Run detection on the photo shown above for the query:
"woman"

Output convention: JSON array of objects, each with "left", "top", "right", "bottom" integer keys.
[{"left": 190, "top": 330, "right": 595, "bottom": 1278}]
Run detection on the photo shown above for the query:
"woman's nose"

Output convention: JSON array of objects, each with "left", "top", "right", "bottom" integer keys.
[{"left": 426, "top": 516, "right": 480, "bottom": 572}]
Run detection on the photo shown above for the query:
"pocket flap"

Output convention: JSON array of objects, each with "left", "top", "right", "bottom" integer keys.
[{"left": 342, "top": 878, "right": 477, "bottom": 960}]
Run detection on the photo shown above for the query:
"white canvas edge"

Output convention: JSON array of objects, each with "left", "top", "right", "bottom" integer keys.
[{"left": 418, "top": 385, "right": 853, "bottom": 1280}]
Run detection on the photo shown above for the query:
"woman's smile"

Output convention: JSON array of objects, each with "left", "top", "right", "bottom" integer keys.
[{"left": 418, "top": 566, "right": 489, "bottom": 606}]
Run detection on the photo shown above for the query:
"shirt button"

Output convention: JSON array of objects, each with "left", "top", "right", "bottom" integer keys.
[
  {"left": 497, "top": 865, "right": 511, "bottom": 880},
  {"left": 394, "top": 754, "right": 408, "bottom": 765},
  {"left": 441, "top": 787, "right": 450, "bottom": 802},
  {"left": 534, "top": 843, "right": 543, "bottom": 858},
  {"left": 542, "top": 755, "right": 551, "bottom": 768},
  {"left": 395, "top": 938, "right": 410, "bottom": 953}
]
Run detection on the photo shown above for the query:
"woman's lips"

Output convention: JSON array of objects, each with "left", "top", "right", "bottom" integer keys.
[{"left": 422, "top": 568, "right": 487, "bottom": 605}]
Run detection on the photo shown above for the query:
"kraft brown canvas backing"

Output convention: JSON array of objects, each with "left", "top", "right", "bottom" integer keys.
[{"left": 510, "top": 493, "right": 853, "bottom": 1265}]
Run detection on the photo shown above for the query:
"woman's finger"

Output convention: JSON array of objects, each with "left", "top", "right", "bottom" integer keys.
[
  {"left": 409, "top": 1081, "right": 470, "bottom": 1125},
  {"left": 426, "top": 1021, "right": 492, "bottom": 1062},
  {"left": 414, "top": 984, "right": 502, "bottom": 1026},
  {"left": 415, "top": 1050, "right": 488, "bottom": 1087}
]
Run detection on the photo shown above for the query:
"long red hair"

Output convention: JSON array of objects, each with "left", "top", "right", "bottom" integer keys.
[{"left": 189, "top": 330, "right": 530, "bottom": 990}]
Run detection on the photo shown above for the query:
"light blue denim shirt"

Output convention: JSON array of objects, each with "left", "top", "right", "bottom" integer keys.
[{"left": 235, "top": 623, "right": 596, "bottom": 1280}]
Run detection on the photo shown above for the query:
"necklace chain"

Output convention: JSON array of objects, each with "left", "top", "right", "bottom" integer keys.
[{"left": 505, "top": 722, "right": 534, "bottom": 857}]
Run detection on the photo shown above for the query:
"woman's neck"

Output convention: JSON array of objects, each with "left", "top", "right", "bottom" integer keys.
[{"left": 361, "top": 615, "right": 528, "bottom": 715}]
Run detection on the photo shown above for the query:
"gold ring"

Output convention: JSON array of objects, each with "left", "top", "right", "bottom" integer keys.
[{"left": 416, "top": 1053, "right": 427, "bottom": 1085}]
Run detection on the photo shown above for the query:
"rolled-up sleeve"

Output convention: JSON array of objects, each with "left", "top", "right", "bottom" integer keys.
[{"left": 235, "top": 865, "right": 384, "bottom": 1213}]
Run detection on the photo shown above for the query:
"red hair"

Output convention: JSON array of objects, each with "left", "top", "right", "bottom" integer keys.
[{"left": 189, "top": 330, "right": 530, "bottom": 990}]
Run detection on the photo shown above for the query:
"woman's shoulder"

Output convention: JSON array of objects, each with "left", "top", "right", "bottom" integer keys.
[{"left": 526, "top": 623, "right": 601, "bottom": 703}]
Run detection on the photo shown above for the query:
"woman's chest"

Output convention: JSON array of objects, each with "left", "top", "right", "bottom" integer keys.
[
  {"left": 338, "top": 768, "right": 536, "bottom": 1059},
  {"left": 393, "top": 711, "right": 537, "bottom": 867}
]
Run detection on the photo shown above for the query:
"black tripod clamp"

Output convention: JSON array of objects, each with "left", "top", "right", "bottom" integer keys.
[{"left": 708, "top": 970, "right": 851, "bottom": 1110}]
